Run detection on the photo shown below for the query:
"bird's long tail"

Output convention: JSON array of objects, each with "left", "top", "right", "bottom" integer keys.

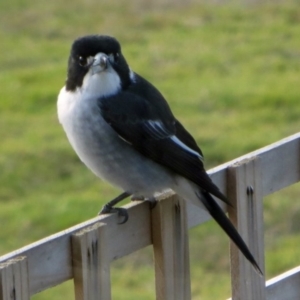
[{"left": 198, "top": 190, "right": 263, "bottom": 275}]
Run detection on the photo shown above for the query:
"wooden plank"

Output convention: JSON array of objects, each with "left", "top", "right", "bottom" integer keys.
[
  {"left": 72, "top": 222, "right": 111, "bottom": 300},
  {"left": 227, "top": 157, "right": 265, "bottom": 300},
  {"left": 0, "top": 202, "right": 152, "bottom": 295},
  {"left": 190, "top": 132, "right": 300, "bottom": 228},
  {"left": 151, "top": 194, "right": 191, "bottom": 300},
  {"left": 209, "top": 132, "right": 300, "bottom": 198},
  {"left": 266, "top": 266, "right": 300, "bottom": 300},
  {"left": 0, "top": 133, "right": 299, "bottom": 295},
  {"left": 0, "top": 256, "right": 29, "bottom": 300}
]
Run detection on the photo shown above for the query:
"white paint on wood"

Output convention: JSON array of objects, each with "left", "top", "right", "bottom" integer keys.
[
  {"left": 0, "top": 256, "right": 29, "bottom": 300},
  {"left": 227, "top": 157, "right": 265, "bottom": 300},
  {"left": 209, "top": 132, "right": 300, "bottom": 198},
  {"left": 151, "top": 194, "right": 191, "bottom": 300},
  {"left": 72, "top": 222, "right": 111, "bottom": 300},
  {"left": 0, "top": 202, "right": 152, "bottom": 295},
  {"left": 266, "top": 266, "right": 300, "bottom": 300},
  {"left": 0, "top": 133, "right": 299, "bottom": 296}
]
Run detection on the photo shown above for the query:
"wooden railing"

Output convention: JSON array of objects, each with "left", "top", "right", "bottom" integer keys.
[{"left": 1, "top": 132, "right": 300, "bottom": 300}]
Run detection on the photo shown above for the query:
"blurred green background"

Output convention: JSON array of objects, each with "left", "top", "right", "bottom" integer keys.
[{"left": 1, "top": 0, "right": 300, "bottom": 299}]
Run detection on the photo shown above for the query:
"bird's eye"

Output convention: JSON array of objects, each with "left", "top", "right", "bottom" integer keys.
[
  {"left": 78, "top": 56, "right": 87, "bottom": 67},
  {"left": 114, "top": 53, "right": 120, "bottom": 62}
]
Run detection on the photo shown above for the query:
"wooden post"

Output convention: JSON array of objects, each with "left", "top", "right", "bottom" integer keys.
[
  {"left": 151, "top": 193, "right": 191, "bottom": 300},
  {"left": 0, "top": 256, "right": 29, "bottom": 300},
  {"left": 71, "top": 222, "right": 111, "bottom": 300},
  {"left": 227, "top": 156, "right": 265, "bottom": 300}
]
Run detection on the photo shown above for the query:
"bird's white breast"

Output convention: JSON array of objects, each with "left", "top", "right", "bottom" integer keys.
[
  {"left": 57, "top": 86, "right": 175, "bottom": 197},
  {"left": 57, "top": 86, "right": 118, "bottom": 174}
]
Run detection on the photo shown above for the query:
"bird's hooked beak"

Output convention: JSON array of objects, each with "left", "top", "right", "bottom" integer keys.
[{"left": 91, "top": 53, "right": 108, "bottom": 75}]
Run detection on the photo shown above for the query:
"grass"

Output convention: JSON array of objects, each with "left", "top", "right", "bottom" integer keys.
[{"left": 1, "top": 0, "right": 300, "bottom": 299}]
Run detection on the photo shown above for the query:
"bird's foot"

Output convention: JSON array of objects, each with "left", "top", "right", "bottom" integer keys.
[
  {"left": 98, "top": 191, "right": 131, "bottom": 224},
  {"left": 99, "top": 204, "right": 128, "bottom": 224},
  {"left": 131, "top": 195, "right": 157, "bottom": 209}
]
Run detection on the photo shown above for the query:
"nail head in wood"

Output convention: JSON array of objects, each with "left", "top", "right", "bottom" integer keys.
[{"left": 246, "top": 185, "right": 254, "bottom": 196}]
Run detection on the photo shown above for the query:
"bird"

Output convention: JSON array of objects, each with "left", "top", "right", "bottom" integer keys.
[{"left": 57, "top": 34, "right": 262, "bottom": 274}]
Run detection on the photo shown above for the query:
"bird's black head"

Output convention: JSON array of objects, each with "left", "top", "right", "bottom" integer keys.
[{"left": 65, "top": 35, "right": 131, "bottom": 92}]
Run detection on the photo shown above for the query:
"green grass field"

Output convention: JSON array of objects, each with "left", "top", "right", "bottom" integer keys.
[{"left": 1, "top": 0, "right": 300, "bottom": 299}]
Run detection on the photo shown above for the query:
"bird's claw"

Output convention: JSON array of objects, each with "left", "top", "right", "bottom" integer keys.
[
  {"left": 98, "top": 193, "right": 156, "bottom": 224},
  {"left": 98, "top": 205, "right": 129, "bottom": 224}
]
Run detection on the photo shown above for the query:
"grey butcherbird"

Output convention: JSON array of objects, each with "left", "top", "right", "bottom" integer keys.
[{"left": 57, "top": 35, "right": 262, "bottom": 274}]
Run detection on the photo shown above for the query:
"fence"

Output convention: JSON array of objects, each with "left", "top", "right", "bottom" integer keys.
[{"left": 0, "top": 132, "right": 300, "bottom": 300}]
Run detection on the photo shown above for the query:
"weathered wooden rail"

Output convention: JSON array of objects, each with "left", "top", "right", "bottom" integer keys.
[{"left": 1, "top": 132, "right": 300, "bottom": 300}]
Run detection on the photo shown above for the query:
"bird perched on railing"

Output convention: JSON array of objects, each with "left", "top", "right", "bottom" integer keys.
[{"left": 57, "top": 35, "right": 262, "bottom": 274}]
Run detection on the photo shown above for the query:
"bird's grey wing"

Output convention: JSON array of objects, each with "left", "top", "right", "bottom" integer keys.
[{"left": 98, "top": 92, "right": 228, "bottom": 204}]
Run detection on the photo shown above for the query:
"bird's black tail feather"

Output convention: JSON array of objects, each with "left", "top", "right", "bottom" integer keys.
[{"left": 198, "top": 190, "right": 263, "bottom": 275}]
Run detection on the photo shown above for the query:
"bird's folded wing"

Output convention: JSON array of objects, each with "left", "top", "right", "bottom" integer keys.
[{"left": 98, "top": 91, "right": 228, "bottom": 203}]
